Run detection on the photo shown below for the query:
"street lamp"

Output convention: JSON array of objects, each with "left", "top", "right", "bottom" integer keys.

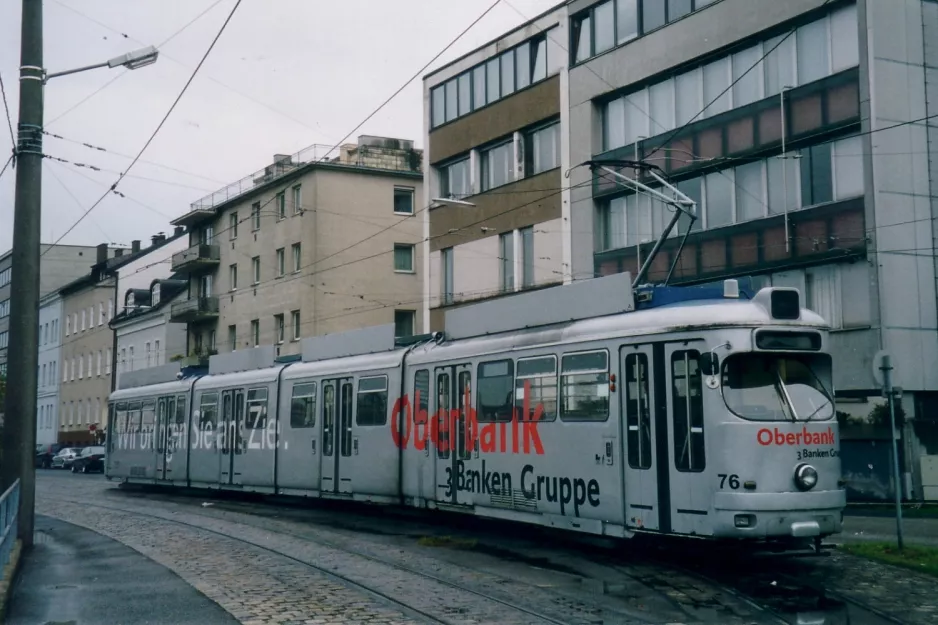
[
  {"left": 44, "top": 46, "right": 160, "bottom": 82},
  {"left": 2, "top": 0, "right": 161, "bottom": 550}
]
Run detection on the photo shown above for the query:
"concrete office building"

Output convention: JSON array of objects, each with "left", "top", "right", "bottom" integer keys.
[
  {"left": 564, "top": 0, "right": 938, "bottom": 498},
  {"left": 422, "top": 3, "right": 570, "bottom": 331},
  {"left": 170, "top": 136, "right": 424, "bottom": 358},
  {"left": 36, "top": 292, "right": 63, "bottom": 445},
  {"left": 0, "top": 244, "right": 103, "bottom": 377}
]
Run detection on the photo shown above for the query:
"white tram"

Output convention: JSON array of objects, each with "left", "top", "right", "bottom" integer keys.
[{"left": 106, "top": 273, "right": 845, "bottom": 548}]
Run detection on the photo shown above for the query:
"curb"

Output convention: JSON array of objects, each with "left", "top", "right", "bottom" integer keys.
[{"left": 0, "top": 540, "right": 23, "bottom": 623}]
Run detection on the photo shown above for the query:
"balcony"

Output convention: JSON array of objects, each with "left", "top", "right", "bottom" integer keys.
[
  {"left": 170, "top": 297, "right": 219, "bottom": 323},
  {"left": 171, "top": 244, "right": 220, "bottom": 274}
]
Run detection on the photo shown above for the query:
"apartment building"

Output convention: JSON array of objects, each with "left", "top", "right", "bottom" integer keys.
[
  {"left": 37, "top": 292, "right": 63, "bottom": 445},
  {"left": 0, "top": 243, "right": 103, "bottom": 377},
  {"left": 110, "top": 228, "right": 189, "bottom": 387},
  {"left": 564, "top": 0, "right": 938, "bottom": 497},
  {"left": 422, "top": 3, "right": 569, "bottom": 331},
  {"left": 169, "top": 135, "right": 424, "bottom": 358}
]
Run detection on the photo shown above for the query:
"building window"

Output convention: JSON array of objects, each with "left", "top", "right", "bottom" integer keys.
[
  {"left": 276, "top": 248, "right": 285, "bottom": 277},
  {"left": 440, "top": 157, "right": 471, "bottom": 199},
  {"left": 0, "top": 299, "right": 8, "bottom": 318},
  {"left": 481, "top": 141, "right": 513, "bottom": 191},
  {"left": 228, "top": 325, "right": 237, "bottom": 351},
  {"left": 394, "top": 244, "right": 414, "bottom": 273},
  {"left": 291, "top": 310, "right": 300, "bottom": 341},
  {"left": 151, "top": 285, "right": 160, "bottom": 307},
  {"left": 441, "top": 247, "right": 454, "bottom": 306},
  {"left": 229, "top": 212, "right": 238, "bottom": 239},
  {"left": 97, "top": 350, "right": 102, "bottom": 376},
  {"left": 292, "top": 243, "right": 301, "bottom": 273},
  {"left": 250, "top": 320, "right": 259, "bottom": 347},
  {"left": 394, "top": 187, "right": 414, "bottom": 214},
  {"left": 277, "top": 193, "right": 286, "bottom": 220},
  {"left": 252, "top": 202, "right": 261, "bottom": 230},
  {"left": 292, "top": 185, "right": 302, "bottom": 214},
  {"left": 81, "top": 310, "right": 85, "bottom": 331},
  {"left": 274, "top": 314, "right": 284, "bottom": 344},
  {"left": 107, "top": 299, "right": 113, "bottom": 320},
  {"left": 520, "top": 226, "right": 534, "bottom": 288},
  {"left": 229, "top": 264, "right": 238, "bottom": 290},
  {"left": 800, "top": 142, "right": 833, "bottom": 207},
  {"left": 252, "top": 256, "right": 260, "bottom": 284},
  {"left": 129, "top": 347, "right": 134, "bottom": 371},
  {"left": 65, "top": 316, "right": 70, "bottom": 336},
  {"left": 106, "top": 348, "right": 111, "bottom": 375},
  {"left": 155, "top": 340, "right": 161, "bottom": 364},
  {"left": 394, "top": 310, "right": 415, "bottom": 338},
  {"left": 199, "top": 274, "right": 213, "bottom": 297},
  {"left": 0, "top": 268, "right": 9, "bottom": 287},
  {"left": 145, "top": 342, "right": 151, "bottom": 367},
  {"left": 598, "top": 5, "right": 859, "bottom": 153},
  {"left": 525, "top": 122, "right": 560, "bottom": 176},
  {"left": 499, "top": 232, "right": 514, "bottom": 292}
]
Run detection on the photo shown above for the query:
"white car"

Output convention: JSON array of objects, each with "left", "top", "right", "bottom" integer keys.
[{"left": 51, "top": 447, "right": 82, "bottom": 470}]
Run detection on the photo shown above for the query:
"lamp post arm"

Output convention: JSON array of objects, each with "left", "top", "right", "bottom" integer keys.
[{"left": 44, "top": 61, "right": 109, "bottom": 82}]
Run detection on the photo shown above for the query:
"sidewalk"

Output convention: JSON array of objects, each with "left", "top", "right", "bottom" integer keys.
[
  {"left": 6, "top": 515, "right": 238, "bottom": 625},
  {"left": 838, "top": 512, "right": 938, "bottom": 548}
]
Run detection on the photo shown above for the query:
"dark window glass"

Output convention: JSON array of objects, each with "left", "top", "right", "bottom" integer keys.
[
  {"left": 642, "top": 0, "right": 666, "bottom": 33},
  {"left": 625, "top": 353, "right": 652, "bottom": 469},
  {"left": 356, "top": 376, "right": 388, "bottom": 426},
  {"left": 672, "top": 350, "right": 705, "bottom": 472},
  {"left": 291, "top": 383, "right": 317, "bottom": 428},
  {"left": 436, "top": 371, "right": 451, "bottom": 459},
  {"left": 477, "top": 359, "right": 515, "bottom": 422},
  {"left": 560, "top": 351, "right": 609, "bottom": 421},
  {"left": 668, "top": 0, "right": 692, "bottom": 21},
  {"left": 800, "top": 142, "right": 833, "bottom": 207}
]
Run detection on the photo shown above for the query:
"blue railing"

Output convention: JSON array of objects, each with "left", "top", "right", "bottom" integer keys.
[{"left": 0, "top": 479, "right": 20, "bottom": 570}]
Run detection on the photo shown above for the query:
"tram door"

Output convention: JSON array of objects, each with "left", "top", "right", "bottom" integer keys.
[
  {"left": 320, "top": 378, "right": 354, "bottom": 494},
  {"left": 155, "top": 395, "right": 175, "bottom": 481},
  {"left": 620, "top": 345, "right": 659, "bottom": 531},
  {"left": 434, "top": 364, "right": 472, "bottom": 506},
  {"left": 219, "top": 389, "right": 245, "bottom": 486}
]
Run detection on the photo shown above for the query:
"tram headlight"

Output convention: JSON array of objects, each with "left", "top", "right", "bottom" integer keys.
[{"left": 794, "top": 463, "right": 819, "bottom": 491}]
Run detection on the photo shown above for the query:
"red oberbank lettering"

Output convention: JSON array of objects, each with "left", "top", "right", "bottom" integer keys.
[{"left": 757, "top": 426, "right": 835, "bottom": 447}]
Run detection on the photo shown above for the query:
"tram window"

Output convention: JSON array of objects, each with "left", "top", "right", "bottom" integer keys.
[
  {"left": 515, "top": 356, "right": 557, "bottom": 422},
  {"left": 414, "top": 370, "right": 430, "bottom": 421},
  {"left": 291, "top": 383, "right": 317, "bottom": 428},
  {"left": 323, "top": 384, "right": 335, "bottom": 456},
  {"left": 457, "top": 370, "right": 472, "bottom": 459},
  {"left": 114, "top": 402, "right": 127, "bottom": 433},
  {"left": 356, "top": 376, "right": 388, "bottom": 426},
  {"left": 245, "top": 388, "right": 268, "bottom": 429},
  {"left": 672, "top": 350, "right": 705, "bottom": 472},
  {"left": 175, "top": 395, "right": 188, "bottom": 425},
  {"left": 436, "top": 371, "right": 451, "bottom": 459},
  {"left": 141, "top": 399, "right": 156, "bottom": 437},
  {"left": 560, "top": 351, "right": 609, "bottom": 422},
  {"left": 477, "top": 359, "right": 514, "bottom": 422},
  {"left": 625, "top": 353, "right": 652, "bottom": 470},
  {"left": 199, "top": 393, "right": 218, "bottom": 430},
  {"left": 340, "top": 382, "right": 353, "bottom": 457},
  {"left": 128, "top": 401, "right": 142, "bottom": 433}
]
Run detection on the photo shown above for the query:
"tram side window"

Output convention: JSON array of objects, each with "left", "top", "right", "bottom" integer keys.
[
  {"left": 141, "top": 399, "right": 156, "bottom": 437},
  {"left": 414, "top": 370, "right": 430, "bottom": 422},
  {"left": 175, "top": 395, "right": 187, "bottom": 425},
  {"left": 477, "top": 359, "right": 514, "bottom": 422},
  {"left": 356, "top": 376, "right": 388, "bottom": 426},
  {"left": 515, "top": 356, "right": 557, "bottom": 422},
  {"left": 625, "top": 353, "right": 652, "bottom": 470},
  {"left": 672, "top": 350, "right": 705, "bottom": 472},
  {"left": 199, "top": 393, "right": 218, "bottom": 430},
  {"left": 245, "top": 388, "right": 269, "bottom": 429},
  {"left": 291, "top": 383, "right": 317, "bottom": 428},
  {"left": 323, "top": 384, "right": 335, "bottom": 456},
  {"left": 456, "top": 370, "right": 472, "bottom": 459},
  {"left": 560, "top": 351, "right": 609, "bottom": 422},
  {"left": 128, "top": 401, "right": 142, "bottom": 433},
  {"left": 435, "top": 371, "right": 451, "bottom": 459},
  {"left": 340, "top": 382, "right": 353, "bottom": 457}
]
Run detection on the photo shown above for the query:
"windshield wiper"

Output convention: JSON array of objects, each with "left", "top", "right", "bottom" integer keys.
[{"left": 774, "top": 364, "right": 798, "bottom": 422}]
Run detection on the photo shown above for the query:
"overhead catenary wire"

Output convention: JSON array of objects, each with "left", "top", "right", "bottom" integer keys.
[
  {"left": 42, "top": 0, "right": 243, "bottom": 256},
  {"left": 0, "top": 70, "right": 15, "bottom": 153}
]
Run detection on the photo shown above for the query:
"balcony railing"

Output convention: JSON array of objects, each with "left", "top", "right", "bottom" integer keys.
[
  {"left": 170, "top": 296, "right": 219, "bottom": 323},
  {"left": 171, "top": 244, "right": 220, "bottom": 274}
]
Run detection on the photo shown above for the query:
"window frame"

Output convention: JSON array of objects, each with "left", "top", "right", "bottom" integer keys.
[
  {"left": 393, "top": 186, "right": 415, "bottom": 215},
  {"left": 393, "top": 243, "right": 415, "bottom": 273},
  {"left": 559, "top": 349, "right": 610, "bottom": 422},
  {"left": 356, "top": 375, "right": 389, "bottom": 426}
]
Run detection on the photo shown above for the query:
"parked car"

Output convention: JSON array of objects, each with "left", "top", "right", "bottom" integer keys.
[
  {"left": 71, "top": 446, "right": 106, "bottom": 473},
  {"left": 51, "top": 447, "right": 82, "bottom": 470},
  {"left": 35, "top": 444, "right": 64, "bottom": 469}
]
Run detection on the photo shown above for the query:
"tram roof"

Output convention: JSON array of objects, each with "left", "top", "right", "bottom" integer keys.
[{"left": 109, "top": 377, "right": 197, "bottom": 402}]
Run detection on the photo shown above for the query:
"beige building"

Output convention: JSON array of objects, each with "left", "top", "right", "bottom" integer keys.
[
  {"left": 170, "top": 135, "right": 424, "bottom": 358},
  {"left": 58, "top": 247, "right": 120, "bottom": 445}
]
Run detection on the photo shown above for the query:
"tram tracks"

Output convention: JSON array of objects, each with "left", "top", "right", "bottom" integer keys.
[{"left": 51, "top": 496, "right": 581, "bottom": 625}]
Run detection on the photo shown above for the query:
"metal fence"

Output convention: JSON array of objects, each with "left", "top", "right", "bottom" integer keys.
[{"left": 0, "top": 479, "right": 19, "bottom": 571}]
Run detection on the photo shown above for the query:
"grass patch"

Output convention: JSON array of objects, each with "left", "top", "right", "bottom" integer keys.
[
  {"left": 840, "top": 542, "right": 938, "bottom": 578},
  {"left": 417, "top": 535, "right": 478, "bottom": 550}
]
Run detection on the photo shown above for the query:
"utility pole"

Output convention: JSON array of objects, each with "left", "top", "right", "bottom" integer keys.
[
  {"left": 1, "top": 0, "right": 43, "bottom": 547},
  {"left": 878, "top": 354, "right": 905, "bottom": 551}
]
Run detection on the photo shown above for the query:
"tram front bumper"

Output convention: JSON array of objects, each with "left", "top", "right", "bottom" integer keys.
[{"left": 711, "top": 490, "right": 846, "bottom": 539}]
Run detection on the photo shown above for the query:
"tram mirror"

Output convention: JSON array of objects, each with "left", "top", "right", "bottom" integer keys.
[{"left": 700, "top": 352, "right": 719, "bottom": 376}]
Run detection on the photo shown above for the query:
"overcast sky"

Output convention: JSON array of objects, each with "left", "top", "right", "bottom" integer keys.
[{"left": 0, "top": 0, "right": 560, "bottom": 253}]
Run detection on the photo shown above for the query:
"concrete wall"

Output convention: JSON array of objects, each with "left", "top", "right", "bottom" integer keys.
[{"left": 115, "top": 308, "right": 186, "bottom": 388}]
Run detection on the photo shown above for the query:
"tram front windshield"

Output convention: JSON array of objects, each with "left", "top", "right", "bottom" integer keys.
[{"left": 721, "top": 353, "right": 834, "bottom": 422}]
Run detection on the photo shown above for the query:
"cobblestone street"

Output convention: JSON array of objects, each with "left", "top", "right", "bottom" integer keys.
[{"left": 15, "top": 471, "right": 938, "bottom": 625}]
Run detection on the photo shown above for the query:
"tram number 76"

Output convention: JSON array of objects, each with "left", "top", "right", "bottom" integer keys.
[{"left": 718, "top": 474, "right": 740, "bottom": 490}]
